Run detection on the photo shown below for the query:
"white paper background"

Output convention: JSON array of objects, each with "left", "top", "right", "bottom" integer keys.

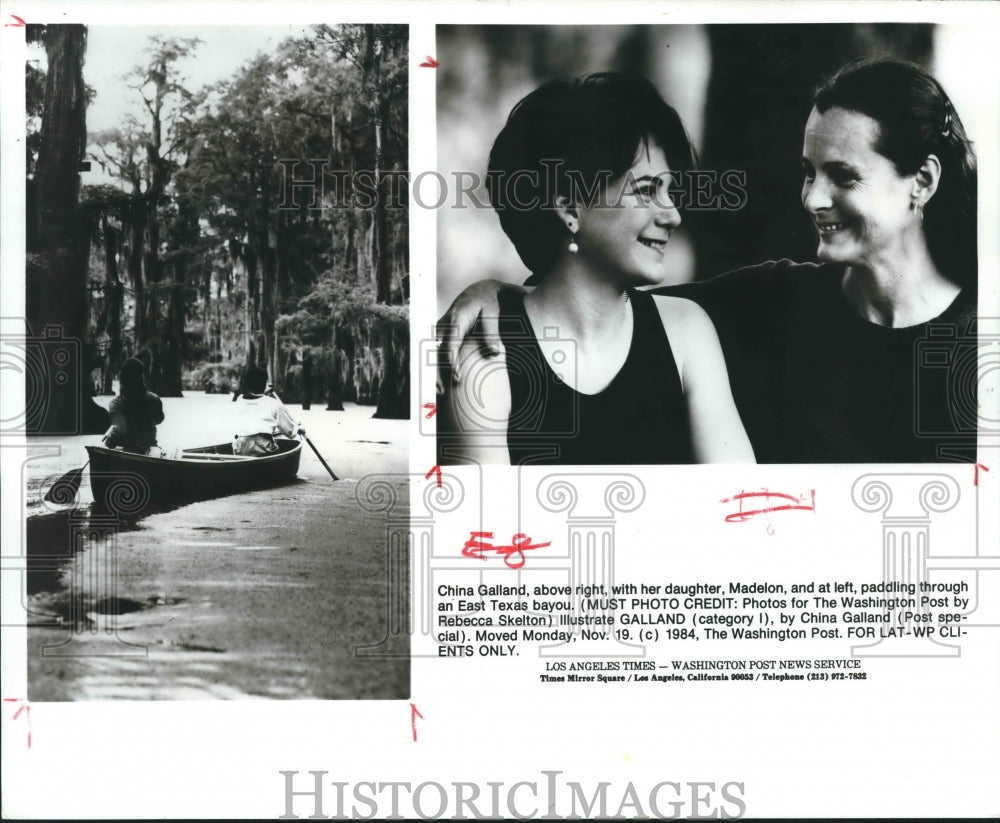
[{"left": 2, "top": 1, "right": 998, "bottom": 819}]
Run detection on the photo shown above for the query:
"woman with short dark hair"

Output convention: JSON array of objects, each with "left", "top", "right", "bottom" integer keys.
[{"left": 442, "top": 72, "right": 754, "bottom": 465}]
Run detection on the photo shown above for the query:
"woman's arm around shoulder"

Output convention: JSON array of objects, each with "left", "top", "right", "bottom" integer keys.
[
  {"left": 441, "top": 331, "right": 513, "bottom": 465},
  {"left": 435, "top": 279, "right": 529, "bottom": 394},
  {"left": 652, "top": 295, "right": 756, "bottom": 463}
]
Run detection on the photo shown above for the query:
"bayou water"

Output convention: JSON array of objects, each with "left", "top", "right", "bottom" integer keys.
[{"left": 19, "top": 393, "right": 410, "bottom": 700}]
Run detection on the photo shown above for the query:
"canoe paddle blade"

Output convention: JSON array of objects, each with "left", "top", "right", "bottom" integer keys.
[{"left": 43, "top": 463, "right": 87, "bottom": 504}]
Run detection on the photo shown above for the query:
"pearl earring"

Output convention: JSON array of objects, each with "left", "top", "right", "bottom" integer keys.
[{"left": 568, "top": 235, "right": 579, "bottom": 254}]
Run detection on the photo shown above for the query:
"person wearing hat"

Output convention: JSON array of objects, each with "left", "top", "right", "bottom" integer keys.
[
  {"left": 103, "top": 357, "right": 165, "bottom": 455},
  {"left": 232, "top": 366, "right": 303, "bottom": 456}
]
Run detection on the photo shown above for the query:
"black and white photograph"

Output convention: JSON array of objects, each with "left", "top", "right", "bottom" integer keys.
[
  {"left": 2, "top": 3, "right": 998, "bottom": 821},
  {"left": 436, "top": 24, "right": 980, "bottom": 465},
  {"left": 18, "top": 23, "right": 410, "bottom": 699}
]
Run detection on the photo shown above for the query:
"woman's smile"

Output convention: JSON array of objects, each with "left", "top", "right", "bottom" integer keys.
[
  {"left": 815, "top": 220, "right": 847, "bottom": 234},
  {"left": 638, "top": 235, "right": 668, "bottom": 253},
  {"left": 574, "top": 143, "right": 680, "bottom": 285},
  {"left": 801, "top": 105, "right": 920, "bottom": 271}
]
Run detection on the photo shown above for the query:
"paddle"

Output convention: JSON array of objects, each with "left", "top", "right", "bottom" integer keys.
[
  {"left": 43, "top": 461, "right": 88, "bottom": 504},
  {"left": 42, "top": 425, "right": 116, "bottom": 504},
  {"left": 269, "top": 388, "right": 339, "bottom": 481},
  {"left": 301, "top": 433, "right": 339, "bottom": 481}
]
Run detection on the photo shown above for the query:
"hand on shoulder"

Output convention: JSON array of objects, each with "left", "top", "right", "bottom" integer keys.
[
  {"left": 438, "top": 320, "right": 514, "bottom": 466},
  {"left": 450, "top": 330, "right": 512, "bottom": 425}
]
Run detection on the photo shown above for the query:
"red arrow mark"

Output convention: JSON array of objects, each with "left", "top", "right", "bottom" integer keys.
[
  {"left": 3, "top": 698, "right": 32, "bottom": 747},
  {"left": 425, "top": 465, "right": 442, "bottom": 488},
  {"left": 4, "top": 14, "right": 26, "bottom": 26},
  {"left": 419, "top": 56, "right": 438, "bottom": 68},
  {"left": 410, "top": 702, "right": 424, "bottom": 741},
  {"left": 422, "top": 403, "right": 437, "bottom": 419},
  {"left": 974, "top": 463, "right": 990, "bottom": 486}
]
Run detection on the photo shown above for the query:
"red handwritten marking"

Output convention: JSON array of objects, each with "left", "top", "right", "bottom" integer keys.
[
  {"left": 3, "top": 698, "right": 31, "bottom": 747},
  {"left": 4, "top": 14, "right": 26, "bottom": 26},
  {"left": 974, "top": 463, "right": 990, "bottom": 486},
  {"left": 720, "top": 489, "right": 816, "bottom": 523},
  {"left": 419, "top": 56, "right": 439, "bottom": 68},
  {"left": 409, "top": 702, "right": 424, "bottom": 741},
  {"left": 462, "top": 531, "right": 551, "bottom": 570},
  {"left": 422, "top": 403, "right": 437, "bottom": 419},
  {"left": 425, "top": 465, "right": 442, "bottom": 488}
]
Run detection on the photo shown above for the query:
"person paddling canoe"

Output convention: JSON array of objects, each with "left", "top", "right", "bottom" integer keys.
[{"left": 231, "top": 366, "right": 304, "bottom": 456}]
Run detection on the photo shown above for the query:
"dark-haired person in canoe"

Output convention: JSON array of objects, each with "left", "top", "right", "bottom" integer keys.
[
  {"left": 103, "top": 357, "right": 165, "bottom": 456},
  {"left": 231, "top": 366, "right": 303, "bottom": 456}
]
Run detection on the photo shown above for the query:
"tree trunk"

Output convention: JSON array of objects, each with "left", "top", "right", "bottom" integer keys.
[
  {"left": 373, "top": 315, "right": 409, "bottom": 419},
  {"left": 102, "top": 214, "right": 123, "bottom": 394},
  {"left": 28, "top": 24, "right": 109, "bottom": 434},
  {"left": 127, "top": 198, "right": 146, "bottom": 347},
  {"left": 134, "top": 55, "right": 187, "bottom": 396},
  {"left": 345, "top": 214, "right": 357, "bottom": 282},
  {"left": 259, "top": 173, "right": 278, "bottom": 385},
  {"left": 374, "top": 121, "right": 392, "bottom": 303},
  {"left": 241, "top": 240, "right": 260, "bottom": 369}
]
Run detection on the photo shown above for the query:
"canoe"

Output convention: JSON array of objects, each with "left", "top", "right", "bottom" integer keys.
[{"left": 86, "top": 438, "right": 302, "bottom": 513}]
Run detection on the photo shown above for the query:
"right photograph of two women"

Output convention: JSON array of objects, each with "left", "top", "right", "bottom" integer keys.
[{"left": 435, "top": 23, "right": 984, "bottom": 465}]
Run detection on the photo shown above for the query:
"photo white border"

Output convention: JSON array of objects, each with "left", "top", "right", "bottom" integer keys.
[{"left": 2, "top": 1, "right": 998, "bottom": 819}]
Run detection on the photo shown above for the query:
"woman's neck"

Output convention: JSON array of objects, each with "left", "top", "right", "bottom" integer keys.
[
  {"left": 841, "top": 242, "right": 960, "bottom": 328},
  {"left": 523, "top": 261, "right": 637, "bottom": 396},
  {"left": 526, "top": 260, "right": 631, "bottom": 346}
]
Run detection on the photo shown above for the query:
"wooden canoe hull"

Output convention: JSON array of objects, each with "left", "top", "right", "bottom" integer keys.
[{"left": 85, "top": 439, "right": 302, "bottom": 513}]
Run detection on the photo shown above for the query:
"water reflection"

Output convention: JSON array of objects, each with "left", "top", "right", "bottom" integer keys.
[{"left": 25, "top": 506, "right": 147, "bottom": 628}]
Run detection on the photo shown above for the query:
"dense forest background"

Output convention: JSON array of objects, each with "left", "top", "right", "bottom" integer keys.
[
  {"left": 437, "top": 24, "right": 946, "bottom": 313},
  {"left": 26, "top": 24, "right": 409, "bottom": 434}
]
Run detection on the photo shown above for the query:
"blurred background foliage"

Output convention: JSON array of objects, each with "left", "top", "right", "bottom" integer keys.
[{"left": 437, "top": 24, "right": 946, "bottom": 314}]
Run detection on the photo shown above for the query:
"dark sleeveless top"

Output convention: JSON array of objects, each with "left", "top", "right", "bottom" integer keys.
[
  {"left": 659, "top": 260, "right": 978, "bottom": 463},
  {"left": 497, "top": 289, "right": 693, "bottom": 465}
]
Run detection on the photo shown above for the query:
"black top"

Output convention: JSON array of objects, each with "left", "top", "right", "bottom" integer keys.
[
  {"left": 660, "top": 260, "right": 978, "bottom": 463},
  {"left": 498, "top": 288, "right": 693, "bottom": 465}
]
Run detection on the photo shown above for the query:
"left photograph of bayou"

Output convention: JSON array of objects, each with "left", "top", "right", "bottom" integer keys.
[{"left": 20, "top": 24, "right": 410, "bottom": 699}]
